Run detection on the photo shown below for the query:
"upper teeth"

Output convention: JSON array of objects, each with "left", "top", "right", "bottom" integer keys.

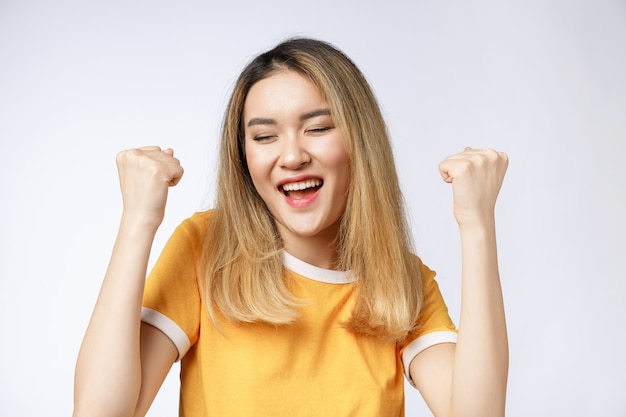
[{"left": 282, "top": 179, "right": 322, "bottom": 191}]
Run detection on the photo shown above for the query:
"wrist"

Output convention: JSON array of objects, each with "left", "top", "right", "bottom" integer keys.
[
  {"left": 456, "top": 213, "right": 496, "bottom": 233},
  {"left": 119, "top": 211, "right": 162, "bottom": 238}
]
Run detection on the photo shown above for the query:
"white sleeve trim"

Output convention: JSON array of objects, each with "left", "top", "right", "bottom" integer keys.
[
  {"left": 402, "top": 330, "right": 458, "bottom": 387},
  {"left": 141, "top": 307, "right": 191, "bottom": 362}
]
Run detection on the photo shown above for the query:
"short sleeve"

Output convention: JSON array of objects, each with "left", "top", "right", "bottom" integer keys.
[
  {"left": 399, "top": 260, "right": 458, "bottom": 385},
  {"left": 141, "top": 212, "right": 210, "bottom": 361}
]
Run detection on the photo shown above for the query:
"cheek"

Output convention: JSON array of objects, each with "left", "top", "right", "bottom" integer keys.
[
  {"left": 244, "top": 145, "right": 261, "bottom": 173},
  {"left": 244, "top": 147, "right": 273, "bottom": 190},
  {"left": 323, "top": 142, "right": 351, "bottom": 180},
  {"left": 335, "top": 152, "right": 352, "bottom": 194}
]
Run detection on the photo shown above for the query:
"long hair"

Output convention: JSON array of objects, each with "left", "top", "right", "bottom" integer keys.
[{"left": 203, "top": 37, "right": 424, "bottom": 341}]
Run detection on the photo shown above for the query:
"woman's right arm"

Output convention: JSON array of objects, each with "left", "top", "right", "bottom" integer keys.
[{"left": 73, "top": 147, "right": 184, "bottom": 417}]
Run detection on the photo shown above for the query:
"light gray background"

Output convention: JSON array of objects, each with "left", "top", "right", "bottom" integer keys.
[{"left": 1, "top": 1, "right": 625, "bottom": 416}]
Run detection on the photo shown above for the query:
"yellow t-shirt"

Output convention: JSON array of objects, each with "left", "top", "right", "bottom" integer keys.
[{"left": 142, "top": 210, "right": 457, "bottom": 416}]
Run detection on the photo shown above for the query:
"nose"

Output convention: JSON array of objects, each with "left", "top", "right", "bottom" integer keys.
[{"left": 278, "top": 135, "right": 310, "bottom": 170}]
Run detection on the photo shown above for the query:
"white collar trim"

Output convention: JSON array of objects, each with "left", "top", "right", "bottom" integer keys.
[{"left": 282, "top": 251, "right": 354, "bottom": 284}]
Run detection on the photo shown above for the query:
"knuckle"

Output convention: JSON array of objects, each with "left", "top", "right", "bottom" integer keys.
[
  {"left": 115, "top": 149, "right": 128, "bottom": 161},
  {"left": 467, "top": 155, "right": 483, "bottom": 169},
  {"left": 485, "top": 149, "right": 498, "bottom": 158}
]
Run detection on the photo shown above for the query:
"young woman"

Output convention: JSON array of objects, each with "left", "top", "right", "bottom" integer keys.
[{"left": 73, "top": 38, "right": 509, "bottom": 417}]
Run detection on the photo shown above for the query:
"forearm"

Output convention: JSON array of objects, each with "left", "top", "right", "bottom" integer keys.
[
  {"left": 73, "top": 216, "right": 158, "bottom": 417},
  {"left": 451, "top": 219, "right": 509, "bottom": 416}
]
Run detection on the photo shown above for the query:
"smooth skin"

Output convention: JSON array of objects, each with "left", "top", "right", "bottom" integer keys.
[
  {"left": 73, "top": 147, "right": 182, "bottom": 417},
  {"left": 243, "top": 71, "right": 351, "bottom": 269},
  {"left": 411, "top": 147, "right": 509, "bottom": 417},
  {"left": 73, "top": 76, "right": 509, "bottom": 417}
]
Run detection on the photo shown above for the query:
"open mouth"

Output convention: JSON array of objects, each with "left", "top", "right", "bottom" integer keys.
[{"left": 281, "top": 179, "right": 323, "bottom": 199}]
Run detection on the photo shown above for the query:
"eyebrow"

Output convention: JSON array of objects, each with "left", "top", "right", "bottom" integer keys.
[
  {"left": 300, "top": 108, "right": 331, "bottom": 121},
  {"left": 246, "top": 108, "right": 331, "bottom": 127}
]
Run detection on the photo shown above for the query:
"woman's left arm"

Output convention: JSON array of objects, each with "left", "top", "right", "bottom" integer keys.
[{"left": 410, "top": 148, "right": 509, "bottom": 417}]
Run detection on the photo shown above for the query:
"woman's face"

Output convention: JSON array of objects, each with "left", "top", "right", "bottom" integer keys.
[{"left": 243, "top": 70, "right": 350, "bottom": 262}]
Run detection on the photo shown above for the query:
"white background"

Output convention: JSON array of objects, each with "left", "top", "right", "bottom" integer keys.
[{"left": 1, "top": 1, "right": 625, "bottom": 416}]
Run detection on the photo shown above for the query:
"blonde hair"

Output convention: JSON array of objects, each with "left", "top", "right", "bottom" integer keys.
[{"left": 203, "top": 38, "right": 423, "bottom": 341}]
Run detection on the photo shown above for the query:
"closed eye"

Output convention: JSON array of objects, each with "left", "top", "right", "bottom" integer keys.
[
  {"left": 306, "top": 126, "right": 333, "bottom": 135},
  {"left": 253, "top": 134, "right": 277, "bottom": 142}
]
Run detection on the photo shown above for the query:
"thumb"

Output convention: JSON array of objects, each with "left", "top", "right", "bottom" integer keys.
[{"left": 438, "top": 159, "right": 455, "bottom": 183}]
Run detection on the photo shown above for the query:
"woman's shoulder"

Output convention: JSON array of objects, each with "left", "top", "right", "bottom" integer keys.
[
  {"left": 175, "top": 209, "right": 215, "bottom": 241},
  {"left": 184, "top": 209, "right": 215, "bottom": 226},
  {"left": 404, "top": 251, "right": 435, "bottom": 279}
]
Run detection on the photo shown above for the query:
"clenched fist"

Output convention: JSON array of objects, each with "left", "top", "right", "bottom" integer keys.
[
  {"left": 116, "top": 146, "right": 184, "bottom": 229},
  {"left": 439, "top": 147, "right": 508, "bottom": 228}
]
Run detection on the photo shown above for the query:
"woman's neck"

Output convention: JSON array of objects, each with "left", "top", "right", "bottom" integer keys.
[{"left": 278, "top": 225, "right": 341, "bottom": 270}]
